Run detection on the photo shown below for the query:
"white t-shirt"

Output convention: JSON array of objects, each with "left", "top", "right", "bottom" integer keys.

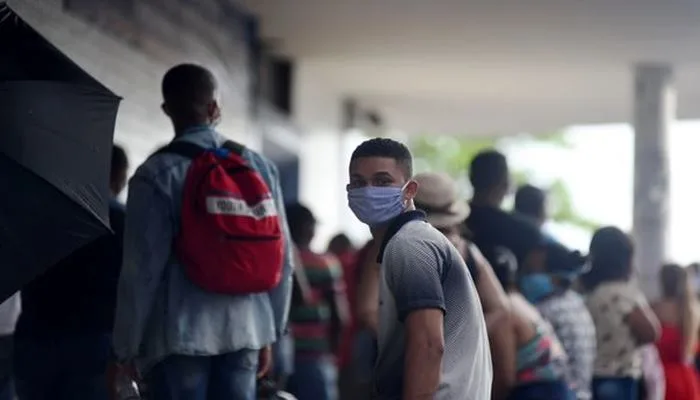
[
  {"left": 0, "top": 292, "right": 21, "bottom": 336},
  {"left": 586, "top": 281, "right": 647, "bottom": 378}
]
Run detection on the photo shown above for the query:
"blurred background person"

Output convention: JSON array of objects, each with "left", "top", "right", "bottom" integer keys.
[
  {"left": 651, "top": 263, "right": 700, "bottom": 399},
  {"left": 285, "top": 203, "right": 349, "bottom": 400},
  {"left": 581, "top": 227, "right": 660, "bottom": 400},
  {"left": 14, "top": 144, "right": 128, "bottom": 400},
  {"left": 325, "top": 233, "right": 360, "bottom": 399},
  {"left": 690, "top": 263, "right": 700, "bottom": 299},
  {"left": 514, "top": 184, "right": 548, "bottom": 229},
  {"left": 268, "top": 247, "right": 314, "bottom": 394},
  {"left": 639, "top": 344, "right": 665, "bottom": 400},
  {"left": 491, "top": 247, "right": 571, "bottom": 400},
  {"left": 466, "top": 150, "right": 546, "bottom": 280},
  {"left": 519, "top": 240, "right": 595, "bottom": 400},
  {"left": 348, "top": 239, "right": 379, "bottom": 399},
  {"left": 327, "top": 234, "right": 356, "bottom": 268}
]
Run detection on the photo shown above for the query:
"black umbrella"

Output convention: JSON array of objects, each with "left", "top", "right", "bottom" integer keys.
[{"left": 0, "top": 3, "right": 121, "bottom": 302}]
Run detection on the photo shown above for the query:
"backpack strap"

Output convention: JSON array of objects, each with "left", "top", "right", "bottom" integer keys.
[
  {"left": 152, "top": 140, "right": 245, "bottom": 160},
  {"left": 222, "top": 140, "right": 245, "bottom": 156},
  {"left": 152, "top": 141, "right": 206, "bottom": 160}
]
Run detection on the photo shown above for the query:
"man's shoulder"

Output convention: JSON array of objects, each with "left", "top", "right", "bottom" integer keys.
[
  {"left": 468, "top": 204, "right": 535, "bottom": 230},
  {"left": 388, "top": 220, "right": 442, "bottom": 249},
  {"left": 242, "top": 147, "right": 279, "bottom": 177},
  {"left": 131, "top": 147, "right": 185, "bottom": 184},
  {"left": 385, "top": 221, "right": 451, "bottom": 267}
]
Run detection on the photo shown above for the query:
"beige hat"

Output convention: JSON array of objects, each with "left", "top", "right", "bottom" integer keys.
[{"left": 413, "top": 172, "right": 470, "bottom": 228}]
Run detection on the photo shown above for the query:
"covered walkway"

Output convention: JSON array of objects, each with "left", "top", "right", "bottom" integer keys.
[
  {"left": 242, "top": 0, "right": 700, "bottom": 298},
  {"left": 9, "top": 0, "right": 700, "bottom": 298}
]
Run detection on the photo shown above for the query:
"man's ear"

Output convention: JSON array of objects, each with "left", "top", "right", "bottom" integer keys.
[
  {"left": 208, "top": 99, "right": 222, "bottom": 123},
  {"left": 404, "top": 179, "right": 419, "bottom": 200}
]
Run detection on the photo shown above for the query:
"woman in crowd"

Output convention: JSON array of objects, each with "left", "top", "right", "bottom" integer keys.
[
  {"left": 581, "top": 227, "right": 660, "bottom": 400},
  {"left": 349, "top": 239, "right": 380, "bottom": 399},
  {"left": 651, "top": 263, "right": 700, "bottom": 399},
  {"left": 491, "top": 245, "right": 571, "bottom": 399},
  {"left": 520, "top": 240, "right": 596, "bottom": 400},
  {"left": 639, "top": 343, "right": 665, "bottom": 400}
]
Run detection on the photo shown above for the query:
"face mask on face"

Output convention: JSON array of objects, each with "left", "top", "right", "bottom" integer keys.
[
  {"left": 347, "top": 185, "right": 406, "bottom": 226},
  {"left": 519, "top": 273, "right": 555, "bottom": 304}
]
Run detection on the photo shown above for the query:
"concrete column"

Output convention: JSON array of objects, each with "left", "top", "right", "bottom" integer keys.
[
  {"left": 632, "top": 63, "right": 674, "bottom": 300},
  {"left": 294, "top": 62, "right": 345, "bottom": 250}
]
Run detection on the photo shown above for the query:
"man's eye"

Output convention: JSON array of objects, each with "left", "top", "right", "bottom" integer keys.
[{"left": 375, "top": 180, "right": 393, "bottom": 186}]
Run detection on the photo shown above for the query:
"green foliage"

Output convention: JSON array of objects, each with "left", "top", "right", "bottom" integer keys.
[{"left": 410, "top": 132, "right": 599, "bottom": 232}]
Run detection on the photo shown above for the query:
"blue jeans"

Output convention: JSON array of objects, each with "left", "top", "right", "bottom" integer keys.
[
  {"left": 273, "top": 333, "right": 295, "bottom": 379},
  {"left": 147, "top": 349, "right": 259, "bottom": 400},
  {"left": 287, "top": 356, "right": 338, "bottom": 400},
  {"left": 508, "top": 380, "right": 573, "bottom": 400},
  {"left": 592, "top": 377, "right": 639, "bottom": 400},
  {"left": 14, "top": 334, "right": 111, "bottom": 400}
]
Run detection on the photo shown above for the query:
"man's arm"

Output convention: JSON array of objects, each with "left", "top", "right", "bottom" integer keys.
[
  {"left": 112, "top": 176, "right": 173, "bottom": 361},
  {"left": 404, "top": 309, "right": 445, "bottom": 400},
  {"left": 266, "top": 163, "right": 294, "bottom": 339},
  {"left": 326, "top": 256, "right": 351, "bottom": 352},
  {"left": 384, "top": 238, "right": 447, "bottom": 400},
  {"left": 470, "top": 245, "right": 509, "bottom": 317}
]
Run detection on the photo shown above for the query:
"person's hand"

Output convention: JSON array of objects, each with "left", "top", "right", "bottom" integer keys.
[
  {"left": 257, "top": 345, "right": 273, "bottom": 378},
  {"left": 106, "top": 361, "right": 141, "bottom": 400}
]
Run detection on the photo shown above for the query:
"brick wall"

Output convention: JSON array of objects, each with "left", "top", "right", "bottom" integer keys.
[{"left": 7, "top": 0, "right": 258, "bottom": 177}]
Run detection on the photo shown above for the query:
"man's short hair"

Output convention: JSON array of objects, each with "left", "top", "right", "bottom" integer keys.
[
  {"left": 469, "top": 149, "right": 508, "bottom": 192},
  {"left": 111, "top": 144, "right": 128, "bottom": 179},
  {"left": 161, "top": 64, "right": 217, "bottom": 117},
  {"left": 350, "top": 138, "right": 413, "bottom": 179},
  {"left": 514, "top": 184, "right": 546, "bottom": 219}
]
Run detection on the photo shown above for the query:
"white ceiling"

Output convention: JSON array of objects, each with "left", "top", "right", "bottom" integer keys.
[{"left": 239, "top": 0, "right": 700, "bottom": 135}]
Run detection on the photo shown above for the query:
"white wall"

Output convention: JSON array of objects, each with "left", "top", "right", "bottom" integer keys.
[
  {"left": 294, "top": 62, "right": 373, "bottom": 250},
  {"left": 9, "top": 0, "right": 255, "bottom": 179}
]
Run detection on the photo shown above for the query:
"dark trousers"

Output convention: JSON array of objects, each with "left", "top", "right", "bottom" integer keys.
[
  {"left": 508, "top": 380, "right": 574, "bottom": 400},
  {"left": 592, "top": 377, "right": 639, "bottom": 400},
  {"left": 146, "top": 350, "right": 259, "bottom": 400},
  {"left": 14, "top": 333, "right": 111, "bottom": 400},
  {"left": 0, "top": 335, "right": 14, "bottom": 400}
]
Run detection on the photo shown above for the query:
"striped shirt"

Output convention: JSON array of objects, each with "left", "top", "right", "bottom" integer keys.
[{"left": 289, "top": 249, "right": 345, "bottom": 358}]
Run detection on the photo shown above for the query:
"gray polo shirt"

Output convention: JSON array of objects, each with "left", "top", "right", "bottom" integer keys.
[{"left": 373, "top": 212, "right": 492, "bottom": 400}]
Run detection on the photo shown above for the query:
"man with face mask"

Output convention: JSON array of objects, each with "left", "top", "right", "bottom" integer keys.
[
  {"left": 346, "top": 138, "right": 492, "bottom": 400},
  {"left": 112, "top": 64, "right": 294, "bottom": 400}
]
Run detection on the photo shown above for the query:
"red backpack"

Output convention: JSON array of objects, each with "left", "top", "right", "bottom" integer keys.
[{"left": 158, "top": 140, "right": 284, "bottom": 295}]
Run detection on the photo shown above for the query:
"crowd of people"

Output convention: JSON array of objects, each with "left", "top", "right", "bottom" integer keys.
[{"left": 0, "top": 61, "right": 698, "bottom": 400}]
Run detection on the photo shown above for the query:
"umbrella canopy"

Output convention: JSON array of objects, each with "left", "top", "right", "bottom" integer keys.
[{"left": 0, "top": 3, "right": 121, "bottom": 302}]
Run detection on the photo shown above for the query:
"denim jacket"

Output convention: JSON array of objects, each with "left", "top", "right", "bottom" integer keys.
[{"left": 112, "top": 127, "right": 293, "bottom": 370}]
